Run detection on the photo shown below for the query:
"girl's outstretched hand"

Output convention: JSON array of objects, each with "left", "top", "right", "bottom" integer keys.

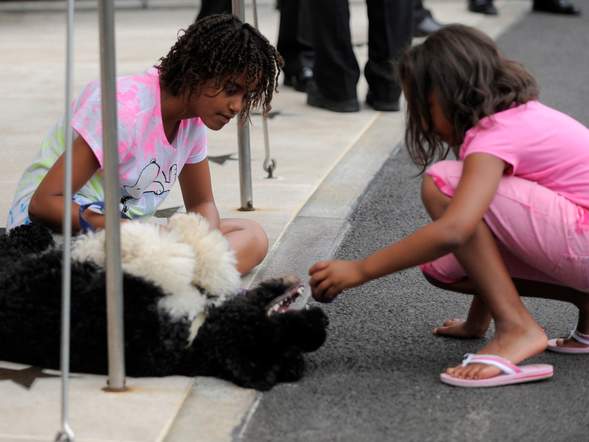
[{"left": 308, "top": 260, "right": 366, "bottom": 303}]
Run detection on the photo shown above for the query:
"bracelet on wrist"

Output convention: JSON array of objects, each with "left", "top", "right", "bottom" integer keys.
[{"left": 78, "top": 201, "right": 105, "bottom": 233}]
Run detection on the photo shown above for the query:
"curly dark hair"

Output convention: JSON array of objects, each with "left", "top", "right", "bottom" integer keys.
[
  {"left": 156, "top": 14, "right": 283, "bottom": 122},
  {"left": 398, "top": 24, "right": 539, "bottom": 173}
]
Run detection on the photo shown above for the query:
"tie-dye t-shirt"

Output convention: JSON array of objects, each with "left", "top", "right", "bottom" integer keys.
[{"left": 7, "top": 68, "right": 207, "bottom": 230}]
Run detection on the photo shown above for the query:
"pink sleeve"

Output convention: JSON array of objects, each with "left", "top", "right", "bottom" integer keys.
[
  {"left": 185, "top": 120, "right": 208, "bottom": 164},
  {"left": 70, "top": 81, "right": 134, "bottom": 169},
  {"left": 460, "top": 123, "right": 519, "bottom": 174}
]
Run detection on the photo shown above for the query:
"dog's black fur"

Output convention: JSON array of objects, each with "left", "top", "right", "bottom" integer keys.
[{"left": 0, "top": 223, "right": 328, "bottom": 390}]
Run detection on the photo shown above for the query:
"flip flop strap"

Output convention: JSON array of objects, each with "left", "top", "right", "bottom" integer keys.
[
  {"left": 461, "top": 353, "right": 521, "bottom": 375},
  {"left": 570, "top": 330, "right": 589, "bottom": 346}
]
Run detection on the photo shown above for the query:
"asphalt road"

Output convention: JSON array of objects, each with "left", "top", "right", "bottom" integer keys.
[{"left": 242, "top": 6, "right": 589, "bottom": 441}]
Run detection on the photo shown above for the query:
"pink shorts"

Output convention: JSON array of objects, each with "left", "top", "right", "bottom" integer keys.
[{"left": 420, "top": 160, "right": 589, "bottom": 292}]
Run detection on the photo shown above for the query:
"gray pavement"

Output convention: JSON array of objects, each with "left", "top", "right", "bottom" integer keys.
[{"left": 239, "top": 3, "right": 589, "bottom": 442}]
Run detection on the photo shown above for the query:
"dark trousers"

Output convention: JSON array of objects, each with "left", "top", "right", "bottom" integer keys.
[
  {"left": 197, "top": 0, "right": 313, "bottom": 74},
  {"left": 413, "top": 0, "right": 430, "bottom": 23},
  {"left": 197, "top": 0, "right": 230, "bottom": 18},
  {"left": 309, "top": 0, "right": 414, "bottom": 102},
  {"left": 276, "top": 0, "right": 314, "bottom": 75}
]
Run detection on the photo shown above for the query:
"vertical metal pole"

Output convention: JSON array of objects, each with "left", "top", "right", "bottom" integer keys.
[
  {"left": 97, "top": 0, "right": 126, "bottom": 391},
  {"left": 55, "top": 0, "right": 75, "bottom": 440},
  {"left": 232, "top": 0, "right": 254, "bottom": 211},
  {"left": 252, "top": 0, "right": 276, "bottom": 179}
]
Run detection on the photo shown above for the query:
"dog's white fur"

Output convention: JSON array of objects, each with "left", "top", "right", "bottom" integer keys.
[
  {"left": 167, "top": 213, "right": 240, "bottom": 303},
  {"left": 71, "top": 213, "right": 241, "bottom": 342}
]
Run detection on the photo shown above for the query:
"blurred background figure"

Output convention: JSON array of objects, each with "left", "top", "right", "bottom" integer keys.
[
  {"left": 532, "top": 0, "right": 581, "bottom": 14},
  {"left": 279, "top": 0, "right": 446, "bottom": 93},
  {"left": 306, "top": 0, "right": 414, "bottom": 113},
  {"left": 468, "top": 0, "right": 581, "bottom": 15},
  {"left": 467, "top": 0, "right": 498, "bottom": 15},
  {"left": 196, "top": 0, "right": 229, "bottom": 17},
  {"left": 413, "top": 0, "right": 445, "bottom": 37},
  {"left": 197, "top": 0, "right": 314, "bottom": 93},
  {"left": 276, "top": 0, "right": 314, "bottom": 92},
  {"left": 197, "top": 0, "right": 446, "bottom": 102}
]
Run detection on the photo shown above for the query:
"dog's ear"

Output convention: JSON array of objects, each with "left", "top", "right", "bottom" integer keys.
[
  {"left": 0, "top": 223, "right": 54, "bottom": 265},
  {"left": 269, "top": 307, "right": 329, "bottom": 353},
  {"left": 275, "top": 350, "right": 305, "bottom": 384}
]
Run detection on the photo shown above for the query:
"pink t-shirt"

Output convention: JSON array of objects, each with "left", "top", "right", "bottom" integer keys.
[
  {"left": 71, "top": 67, "right": 208, "bottom": 217},
  {"left": 7, "top": 68, "right": 207, "bottom": 229},
  {"left": 460, "top": 101, "right": 589, "bottom": 208}
]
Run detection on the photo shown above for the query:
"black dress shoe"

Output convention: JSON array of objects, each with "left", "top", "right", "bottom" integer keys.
[
  {"left": 413, "top": 14, "right": 444, "bottom": 37},
  {"left": 283, "top": 66, "right": 314, "bottom": 93},
  {"left": 306, "top": 81, "right": 360, "bottom": 113},
  {"left": 365, "top": 92, "right": 400, "bottom": 112},
  {"left": 468, "top": 0, "right": 498, "bottom": 15},
  {"left": 533, "top": 0, "right": 581, "bottom": 15}
]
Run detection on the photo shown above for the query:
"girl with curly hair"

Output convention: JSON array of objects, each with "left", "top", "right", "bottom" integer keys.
[
  {"left": 7, "top": 14, "right": 283, "bottom": 274},
  {"left": 309, "top": 25, "right": 589, "bottom": 387}
]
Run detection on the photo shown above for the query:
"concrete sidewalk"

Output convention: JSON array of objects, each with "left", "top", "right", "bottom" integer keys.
[{"left": 0, "top": 1, "right": 530, "bottom": 441}]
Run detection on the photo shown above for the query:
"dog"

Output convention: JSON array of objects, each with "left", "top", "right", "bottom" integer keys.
[{"left": 0, "top": 214, "right": 328, "bottom": 390}]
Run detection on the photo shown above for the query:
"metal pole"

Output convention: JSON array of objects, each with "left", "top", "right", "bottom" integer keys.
[
  {"left": 232, "top": 0, "right": 254, "bottom": 211},
  {"left": 97, "top": 0, "right": 126, "bottom": 391},
  {"left": 237, "top": 126, "right": 254, "bottom": 210},
  {"left": 252, "top": 0, "right": 277, "bottom": 179},
  {"left": 55, "top": 0, "right": 75, "bottom": 440}
]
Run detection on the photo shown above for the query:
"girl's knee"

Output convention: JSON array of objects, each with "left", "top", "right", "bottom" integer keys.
[
  {"left": 421, "top": 175, "right": 449, "bottom": 219},
  {"left": 422, "top": 269, "right": 453, "bottom": 290},
  {"left": 421, "top": 174, "right": 439, "bottom": 203},
  {"left": 421, "top": 160, "right": 462, "bottom": 219},
  {"left": 420, "top": 258, "right": 466, "bottom": 287},
  {"left": 246, "top": 219, "right": 269, "bottom": 260},
  {"left": 420, "top": 262, "right": 446, "bottom": 287},
  {"left": 221, "top": 218, "right": 268, "bottom": 267}
]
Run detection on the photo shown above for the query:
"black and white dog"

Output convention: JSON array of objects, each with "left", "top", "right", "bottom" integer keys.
[{"left": 0, "top": 214, "right": 328, "bottom": 391}]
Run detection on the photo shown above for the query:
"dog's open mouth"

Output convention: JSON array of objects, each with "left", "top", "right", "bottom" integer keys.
[{"left": 266, "top": 276, "right": 309, "bottom": 316}]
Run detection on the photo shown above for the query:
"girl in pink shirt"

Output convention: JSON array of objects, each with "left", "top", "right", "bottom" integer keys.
[
  {"left": 9, "top": 15, "right": 283, "bottom": 275},
  {"left": 309, "top": 25, "right": 589, "bottom": 387}
]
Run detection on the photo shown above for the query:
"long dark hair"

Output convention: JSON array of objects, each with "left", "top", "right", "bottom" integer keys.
[
  {"left": 156, "top": 14, "right": 283, "bottom": 122},
  {"left": 398, "top": 24, "right": 538, "bottom": 172}
]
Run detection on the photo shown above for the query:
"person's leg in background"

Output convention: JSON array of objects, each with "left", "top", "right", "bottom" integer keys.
[
  {"left": 277, "top": 0, "right": 315, "bottom": 92},
  {"left": 532, "top": 0, "right": 581, "bottom": 15},
  {"left": 467, "top": 0, "right": 498, "bottom": 15},
  {"left": 364, "top": 0, "right": 413, "bottom": 112},
  {"left": 467, "top": 0, "right": 580, "bottom": 19},
  {"left": 296, "top": 0, "right": 315, "bottom": 85},
  {"left": 197, "top": 0, "right": 231, "bottom": 19},
  {"left": 307, "top": 0, "right": 360, "bottom": 112},
  {"left": 413, "top": 0, "right": 445, "bottom": 37}
]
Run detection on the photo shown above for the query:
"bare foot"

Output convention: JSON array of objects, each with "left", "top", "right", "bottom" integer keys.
[
  {"left": 551, "top": 328, "right": 589, "bottom": 350},
  {"left": 553, "top": 307, "right": 589, "bottom": 349},
  {"left": 445, "top": 324, "right": 548, "bottom": 381},
  {"left": 433, "top": 318, "right": 487, "bottom": 339},
  {"left": 552, "top": 337, "right": 589, "bottom": 350}
]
